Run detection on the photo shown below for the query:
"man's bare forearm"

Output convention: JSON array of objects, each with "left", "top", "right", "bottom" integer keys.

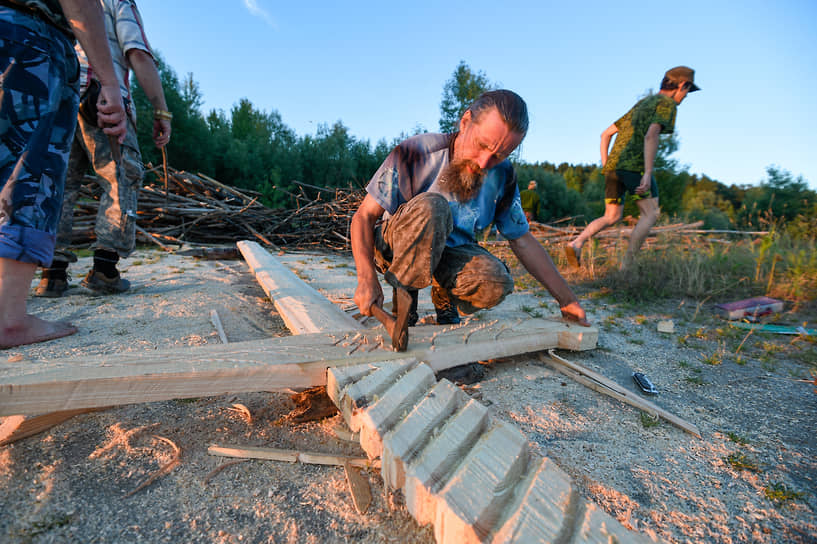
[
  {"left": 127, "top": 49, "right": 168, "bottom": 111},
  {"left": 509, "top": 232, "right": 577, "bottom": 307},
  {"left": 58, "top": 0, "right": 117, "bottom": 87}
]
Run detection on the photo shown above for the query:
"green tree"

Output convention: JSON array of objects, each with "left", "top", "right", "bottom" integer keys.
[
  {"left": 738, "top": 166, "right": 816, "bottom": 227},
  {"left": 514, "top": 163, "right": 590, "bottom": 222},
  {"left": 439, "top": 61, "right": 493, "bottom": 133}
]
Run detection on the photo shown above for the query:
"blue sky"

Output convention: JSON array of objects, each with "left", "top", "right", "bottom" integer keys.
[{"left": 137, "top": 0, "right": 816, "bottom": 190}]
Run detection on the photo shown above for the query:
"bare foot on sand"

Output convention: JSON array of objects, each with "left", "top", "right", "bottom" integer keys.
[{"left": 0, "top": 314, "right": 78, "bottom": 349}]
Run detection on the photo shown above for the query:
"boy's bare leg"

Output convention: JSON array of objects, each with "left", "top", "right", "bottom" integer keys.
[
  {"left": 566, "top": 202, "right": 623, "bottom": 267},
  {"left": 0, "top": 258, "right": 77, "bottom": 349},
  {"left": 621, "top": 197, "right": 660, "bottom": 270}
]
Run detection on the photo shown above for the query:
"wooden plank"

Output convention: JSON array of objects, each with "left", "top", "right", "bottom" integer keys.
[
  {"left": 434, "top": 422, "right": 529, "bottom": 544},
  {"left": 1, "top": 318, "right": 594, "bottom": 416},
  {"left": 489, "top": 457, "right": 576, "bottom": 544},
  {"left": 237, "top": 240, "right": 363, "bottom": 334},
  {"left": 381, "top": 379, "right": 463, "bottom": 490},
  {"left": 404, "top": 399, "right": 490, "bottom": 526},
  {"left": 544, "top": 351, "right": 701, "bottom": 438},
  {"left": 357, "top": 364, "right": 437, "bottom": 459}
]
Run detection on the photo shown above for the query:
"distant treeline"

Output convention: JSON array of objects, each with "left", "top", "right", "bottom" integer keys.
[{"left": 132, "top": 55, "right": 816, "bottom": 230}]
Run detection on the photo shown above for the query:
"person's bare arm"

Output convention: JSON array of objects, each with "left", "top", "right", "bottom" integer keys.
[
  {"left": 58, "top": 0, "right": 126, "bottom": 141},
  {"left": 351, "top": 195, "right": 386, "bottom": 316},
  {"left": 127, "top": 48, "right": 170, "bottom": 147},
  {"left": 637, "top": 123, "right": 662, "bottom": 194},
  {"left": 508, "top": 232, "right": 589, "bottom": 326},
  {"left": 600, "top": 123, "right": 618, "bottom": 167}
]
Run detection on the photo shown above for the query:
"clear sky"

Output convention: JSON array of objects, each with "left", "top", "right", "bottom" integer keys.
[{"left": 137, "top": 0, "right": 816, "bottom": 189}]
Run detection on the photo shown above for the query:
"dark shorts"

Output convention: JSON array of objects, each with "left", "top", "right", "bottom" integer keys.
[{"left": 604, "top": 170, "right": 659, "bottom": 205}]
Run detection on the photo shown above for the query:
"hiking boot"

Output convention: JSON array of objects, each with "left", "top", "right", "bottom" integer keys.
[
  {"left": 81, "top": 269, "right": 131, "bottom": 294},
  {"left": 435, "top": 304, "right": 461, "bottom": 325},
  {"left": 33, "top": 261, "right": 70, "bottom": 298},
  {"left": 34, "top": 276, "right": 69, "bottom": 297},
  {"left": 431, "top": 286, "right": 460, "bottom": 325}
]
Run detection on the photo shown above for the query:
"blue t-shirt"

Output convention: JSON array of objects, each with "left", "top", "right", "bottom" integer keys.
[{"left": 366, "top": 133, "right": 528, "bottom": 247}]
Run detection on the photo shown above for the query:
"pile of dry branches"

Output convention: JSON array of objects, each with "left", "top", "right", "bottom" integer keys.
[
  {"left": 66, "top": 166, "right": 364, "bottom": 251},
  {"left": 67, "top": 166, "right": 761, "bottom": 254}
]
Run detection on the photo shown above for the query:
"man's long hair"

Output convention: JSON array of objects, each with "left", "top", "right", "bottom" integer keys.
[{"left": 467, "top": 89, "right": 529, "bottom": 136}]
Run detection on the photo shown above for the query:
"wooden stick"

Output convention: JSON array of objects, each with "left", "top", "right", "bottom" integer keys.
[
  {"left": 543, "top": 350, "right": 701, "bottom": 438},
  {"left": 203, "top": 459, "right": 248, "bottom": 485},
  {"left": 209, "top": 309, "right": 228, "bottom": 344},
  {"left": 123, "top": 435, "right": 181, "bottom": 498},
  {"left": 135, "top": 224, "right": 171, "bottom": 250},
  {"left": 207, "top": 444, "right": 380, "bottom": 469}
]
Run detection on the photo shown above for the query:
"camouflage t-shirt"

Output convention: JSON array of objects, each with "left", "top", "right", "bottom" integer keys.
[{"left": 603, "top": 93, "right": 677, "bottom": 174}]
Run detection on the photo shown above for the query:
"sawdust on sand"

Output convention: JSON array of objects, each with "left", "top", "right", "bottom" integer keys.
[{"left": 1, "top": 247, "right": 815, "bottom": 543}]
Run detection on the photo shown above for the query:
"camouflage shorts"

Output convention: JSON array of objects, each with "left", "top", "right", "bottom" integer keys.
[
  {"left": 0, "top": 7, "right": 79, "bottom": 266},
  {"left": 57, "top": 114, "right": 143, "bottom": 257}
]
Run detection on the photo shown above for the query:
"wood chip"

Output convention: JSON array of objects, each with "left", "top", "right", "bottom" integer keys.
[{"left": 344, "top": 461, "right": 372, "bottom": 515}]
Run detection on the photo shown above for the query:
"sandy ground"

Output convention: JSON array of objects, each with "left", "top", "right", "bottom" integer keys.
[{"left": 1, "top": 246, "right": 815, "bottom": 543}]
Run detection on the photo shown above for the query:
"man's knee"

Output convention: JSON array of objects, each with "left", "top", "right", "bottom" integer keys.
[
  {"left": 386, "top": 192, "right": 452, "bottom": 243},
  {"left": 600, "top": 202, "right": 623, "bottom": 225},
  {"left": 452, "top": 257, "right": 514, "bottom": 311},
  {"left": 411, "top": 191, "right": 450, "bottom": 217},
  {"left": 638, "top": 200, "right": 660, "bottom": 223}
]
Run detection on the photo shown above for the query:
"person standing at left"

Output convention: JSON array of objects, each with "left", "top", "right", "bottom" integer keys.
[
  {"left": 36, "top": 0, "right": 171, "bottom": 297},
  {"left": 0, "top": 0, "right": 127, "bottom": 348}
]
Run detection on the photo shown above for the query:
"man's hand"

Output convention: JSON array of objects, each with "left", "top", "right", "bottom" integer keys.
[
  {"left": 96, "top": 83, "right": 127, "bottom": 143},
  {"left": 354, "top": 276, "right": 384, "bottom": 317},
  {"left": 560, "top": 301, "right": 590, "bottom": 327},
  {"left": 153, "top": 119, "right": 171, "bottom": 148},
  {"left": 635, "top": 172, "right": 651, "bottom": 195}
]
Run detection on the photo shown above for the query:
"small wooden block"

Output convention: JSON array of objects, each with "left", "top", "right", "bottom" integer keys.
[
  {"left": 344, "top": 461, "right": 372, "bottom": 515},
  {"left": 381, "top": 379, "right": 464, "bottom": 490},
  {"left": 490, "top": 457, "right": 575, "bottom": 544},
  {"left": 657, "top": 320, "right": 674, "bottom": 334},
  {"left": 434, "top": 422, "right": 529, "bottom": 544},
  {"left": 358, "top": 364, "right": 437, "bottom": 459},
  {"left": 339, "top": 358, "right": 417, "bottom": 432},
  {"left": 404, "top": 399, "right": 489, "bottom": 526}
]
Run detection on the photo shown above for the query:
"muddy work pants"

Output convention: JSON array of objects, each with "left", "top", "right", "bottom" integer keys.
[{"left": 374, "top": 192, "right": 514, "bottom": 314}]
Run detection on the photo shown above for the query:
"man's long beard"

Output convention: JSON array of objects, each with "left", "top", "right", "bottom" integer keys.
[{"left": 439, "top": 160, "right": 486, "bottom": 202}]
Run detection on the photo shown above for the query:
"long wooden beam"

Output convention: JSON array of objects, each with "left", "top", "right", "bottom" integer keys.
[
  {"left": 0, "top": 318, "right": 596, "bottom": 416},
  {"left": 237, "top": 240, "right": 362, "bottom": 334}
]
